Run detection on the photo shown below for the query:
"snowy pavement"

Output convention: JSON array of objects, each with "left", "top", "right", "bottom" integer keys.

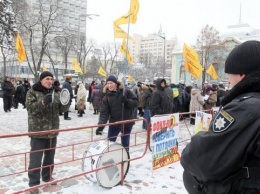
[{"left": 0, "top": 99, "right": 191, "bottom": 194}]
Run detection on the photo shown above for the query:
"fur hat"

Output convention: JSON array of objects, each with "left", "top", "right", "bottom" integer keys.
[
  {"left": 106, "top": 75, "right": 117, "bottom": 84},
  {"left": 225, "top": 40, "right": 260, "bottom": 74},
  {"left": 39, "top": 71, "right": 53, "bottom": 81}
]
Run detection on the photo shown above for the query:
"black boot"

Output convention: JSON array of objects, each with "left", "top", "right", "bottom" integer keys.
[{"left": 78, "top": 111, "right": 83, "bottom": 117}]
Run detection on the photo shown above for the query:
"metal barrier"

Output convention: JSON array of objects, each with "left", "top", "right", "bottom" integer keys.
[{"left": 0, "top": 111, "right": 213, "bottom": 193}]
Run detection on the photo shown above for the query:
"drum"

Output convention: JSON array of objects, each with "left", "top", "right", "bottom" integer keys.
[{"left": 82, "top": 140, "right": 130, "bottom": 188}]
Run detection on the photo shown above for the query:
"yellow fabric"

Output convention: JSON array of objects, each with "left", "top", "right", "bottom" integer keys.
[
  {"left": 120, "top": 38, "right": 134, "bottom": 64},
  {"left": 183, "top": 43, "right": 203, "bottom": 79},
  {"left": 42, "top": 64, "right": 47, "bottom": 72},
  {"left": 206, "top": 64, "right": 218, "bottom": 80},
  {"left": 98, "top": 66, "right": 107, "bottom": 77},
  {"left": 114, "top": 0, "right": 139, "bottom": 26},
  {"left": 113, "top": 24, "right": 134, "bottom": 40},
  {"left": 15, "top": 34, "right": 26, "bottom": 63},
  {"left": 127, "top": 75, "right": 135, "bottom": 81},
  {"left": 72, "top": 58, "right": 83, "bottom": 74}
]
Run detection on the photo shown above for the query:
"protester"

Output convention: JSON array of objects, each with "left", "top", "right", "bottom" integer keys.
[
  {"left": 203, "top": 86, "right": 217, "bottom": 110},
  {"left": 26, "top": 71, "right": 69, "bottom": 193},
  {"left": 14, "top": 80, "right": 26, "bottom": 109},
  {"left": 62, "top": 76, "right": 73, "bottom": 120},
  {"left": 1, "top": 76, "right": 14, "bottom": 112},
  {"left": 95, "top": 75, "right": 138, "bottom": 150},
  {"left": 189, "top": 86, "right": 204, "bottom": 124},
  {"left": 181, "top": 40, "right": 260, "bottom": 194},
  {"left": 90, "top": 84, "right": 101, "bottom": 115},
  {"left": 142, "top": 84, "right": 156, "bottom": 130},
  {"left": 76, "top": 81, "right": 88, "bottom": 117},
  {"left": 150, "top": 78, "right": 174, "bottom": 116},
  {"left": 216, "top": 82, "right": 227, "bottom": 106}
]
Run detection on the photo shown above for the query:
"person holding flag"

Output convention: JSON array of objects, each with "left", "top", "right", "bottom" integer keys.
[{"left": 95, "top": 75, "right": 138, "bottom": 151}]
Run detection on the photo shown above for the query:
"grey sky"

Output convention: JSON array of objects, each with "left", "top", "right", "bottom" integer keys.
[{"left": 87, "top": 0, "right": 260, "bottom": 45}]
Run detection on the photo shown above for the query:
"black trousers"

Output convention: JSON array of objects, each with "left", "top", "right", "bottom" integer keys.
[
  {"left": 28, "top": 137, "right": 57, "bottom": 187},
  {"left": 3, "top": 95, "right": 12, "bottom": 111},
  {"left": 64, "top": 111, "right": 69, "bottom": 119}
]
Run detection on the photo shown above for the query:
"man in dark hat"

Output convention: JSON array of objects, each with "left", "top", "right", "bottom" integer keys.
[
  {"left": 95, "top": 75, "right": 138, "bottom": 150},
  {"left": 26, "top": 71, "right": 69, "bottom": 193},
  {"left": 181, "top": 40, "right": 260, "bottom": 194}
]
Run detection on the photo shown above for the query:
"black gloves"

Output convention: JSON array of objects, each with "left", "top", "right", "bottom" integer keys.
[
  {"left": 96, "top": 127, "right": 104, "bottom": 135},
  {"left": 43, "top": 93, "right": 52, "bottom": 104}
]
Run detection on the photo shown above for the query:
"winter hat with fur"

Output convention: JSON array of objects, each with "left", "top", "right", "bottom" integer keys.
[{"left": 225, "top": 40, "right": 260, "bottom": 74}]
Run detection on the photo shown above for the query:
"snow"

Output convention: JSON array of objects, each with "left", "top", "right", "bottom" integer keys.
[{"left": 0, "top": 98, "right": 190, "bottom": 194}]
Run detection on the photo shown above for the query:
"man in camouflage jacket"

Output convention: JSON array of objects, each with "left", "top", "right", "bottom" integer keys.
[{"left": 26, "top": 71, "right": 69, "bottom": 191}]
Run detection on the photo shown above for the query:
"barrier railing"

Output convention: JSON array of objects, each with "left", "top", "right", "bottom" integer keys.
[{"left": 0, "top": 111, "right": 213, "bottom": 193}]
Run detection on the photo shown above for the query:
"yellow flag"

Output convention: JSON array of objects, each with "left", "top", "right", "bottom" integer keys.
[
  {"left": 114, "top": 0, "right": 139, "bottom": 26},
  {"left": 206, "top": 64, "right": 218, "bottom": 80},
  {"left": 183, "top": 43, "right": 199, "bottom": 61},
  {"left": 75, "top": 64, "right": 83, "bottom": 74},
  {"left": 72, "top": 58, "right": 77, "bottom": 71},
  {"left": 183, "top": 43, "right": 203, "bottom": 79},
  {"left": 120, "top": 38, "right": 134, "bottom": 64},
  {"left": 113, "top": 24, "right": 134, "bottom": 40},
  {"left": 127, "top": 75, "right": 135, "bottom": 81},
  {"left": 42, "top": 64, "right": 47, "bottom": 72},
  {"left": 15, "top": 34, "right": 26, "bottom": 63},
  {"left": 98, "top": 66, "right": 107, "bottom": 77}
]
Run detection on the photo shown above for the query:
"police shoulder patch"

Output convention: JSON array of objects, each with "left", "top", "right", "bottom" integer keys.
[{"left": 213, "top": 109, "right": 234, "bottom": 133}]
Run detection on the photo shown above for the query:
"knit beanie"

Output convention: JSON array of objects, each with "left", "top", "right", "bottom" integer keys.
[
  {"left": 106, "top": 75, "right": 118, "bottom": 84},
  {"left": 225, "top": 40, "right": 260, "bottom": 74},
  {"left": 39, "top": 71, "right": 53, "bottom": 81}
]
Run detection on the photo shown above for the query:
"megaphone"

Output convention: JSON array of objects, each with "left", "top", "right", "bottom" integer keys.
[{"left": 59, "top": 88, "right": 70, "bottom": 105}]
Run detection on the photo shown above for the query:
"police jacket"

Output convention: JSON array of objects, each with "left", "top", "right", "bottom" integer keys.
[
  {"left": 181, "top": 71, "right": 260, "bottom": 194},
  {"left": 98, "top": 81, "right": 138, "bottom": 127},
  {"left": 26, "top": 82, "right": 69, "bottom": 138}
]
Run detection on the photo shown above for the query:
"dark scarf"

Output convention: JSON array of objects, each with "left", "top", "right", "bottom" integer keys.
[
  {"left": 32, "top": 82, "right": 53, "bottom": 95},
  {"left": 221, "top": 71, "right": 260, "bottom": 106}
]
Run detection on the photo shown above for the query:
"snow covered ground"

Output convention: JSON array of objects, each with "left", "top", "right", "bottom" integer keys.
[{"left": 0, "top": 97, "right": 191, "bottom": 194}]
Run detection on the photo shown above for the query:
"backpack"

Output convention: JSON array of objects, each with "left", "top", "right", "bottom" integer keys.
[{"left": 172, "top": 88, "right": 179, "bottom": 98}]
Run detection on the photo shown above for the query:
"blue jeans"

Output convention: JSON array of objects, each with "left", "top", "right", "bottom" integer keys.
[
  {"left": 108, "top": 125, "right": 133, "bottom": 149},
  {"left": 143, "top": 108, "right": 151, "bottom": 130}
]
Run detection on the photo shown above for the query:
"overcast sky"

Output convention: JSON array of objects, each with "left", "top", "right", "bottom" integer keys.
[{"left": 86, "top": 0, "right": 260, "bottom": 45}]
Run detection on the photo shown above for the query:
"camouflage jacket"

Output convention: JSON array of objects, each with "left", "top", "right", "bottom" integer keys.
[{"left": 26, "top": 82, "right": 69, "bottom": 138}]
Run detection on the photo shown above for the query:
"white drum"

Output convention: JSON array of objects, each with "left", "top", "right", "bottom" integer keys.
[{"left": 82, "top": 140, "right": 130, "bottom": 188}]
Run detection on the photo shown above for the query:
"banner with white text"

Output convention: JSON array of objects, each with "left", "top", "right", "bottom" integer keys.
[{"left": 151, "top": 113, "right": 180, "bottom": 170}]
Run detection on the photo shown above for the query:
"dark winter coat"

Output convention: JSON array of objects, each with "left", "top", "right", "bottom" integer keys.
[
  {"left": 142, "top": 85, "right": 153, "bottom": 109},
  {"left": 150, "top": 78, "right": 174, "bottom": 116},
  {"left": 62, "top": 80, "right": 73, "bottom": 103},
  {"left": 216, "top": 87, "right": 226, "bottom": 106},
  {"left": 1, "top": 80, "right": 14, "bottom": 96},
  {"left": 98, "top": 81, "right": 138, "bottom": 127},
  {"left": 26, "top": 82, "right": 70, "bottom": 138},
  {"left": 181, "top": 71, "right": 260, "bottom": 194},
  {"left": 91, "top": 85, "right": 101, "bottom": 109}
]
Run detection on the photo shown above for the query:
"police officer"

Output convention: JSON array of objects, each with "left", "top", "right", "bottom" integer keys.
[{"left": 181, "top": 40, "right": 260, "bottom": 194}]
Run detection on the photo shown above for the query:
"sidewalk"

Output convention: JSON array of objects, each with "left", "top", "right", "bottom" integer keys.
[{"left": 0, "top": 100, "right": 190, "bottom": 194}]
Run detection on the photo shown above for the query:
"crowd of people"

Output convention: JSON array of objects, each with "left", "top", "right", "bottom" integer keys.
[{"left": 2, "top": 40, "right": 260, "bottom": 194}]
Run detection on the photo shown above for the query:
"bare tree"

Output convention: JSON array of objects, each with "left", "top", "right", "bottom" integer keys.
[
  {"left": 15, "top": 0, "right": 63, "bottom": 81},
  {"left": 196, "top": 24, "right": 227, "bottom": 86}
]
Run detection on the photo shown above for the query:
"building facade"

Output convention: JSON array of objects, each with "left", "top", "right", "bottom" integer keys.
[
  {"left": 0, "top": 0, "right": 87, "bottom": 82},
  {"left": 171, "top": 22, "right": 260, "bottom": 87}
]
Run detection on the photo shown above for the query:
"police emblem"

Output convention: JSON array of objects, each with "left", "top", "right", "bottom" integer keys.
[{"left": 213, "top": 109, "right": 234, "bottom": 132}]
